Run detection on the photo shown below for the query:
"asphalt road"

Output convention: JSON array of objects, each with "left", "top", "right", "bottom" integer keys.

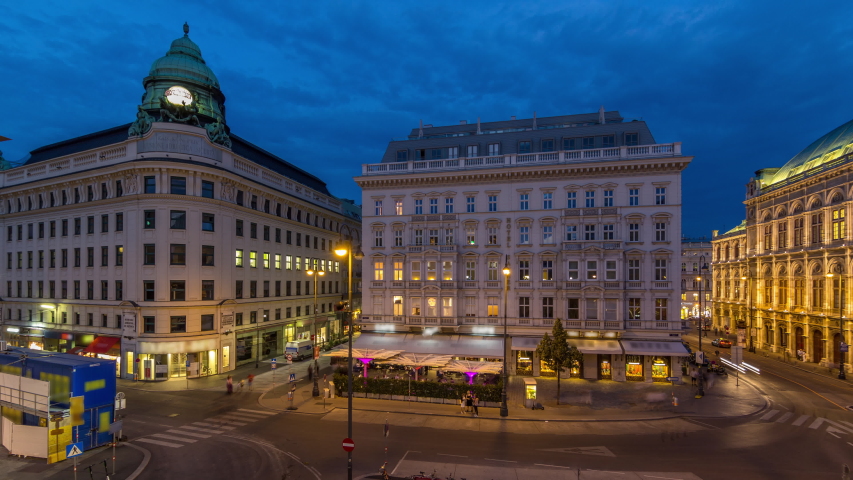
[{"left": 112, "top": 342, "right": 853, "bottom": 480}]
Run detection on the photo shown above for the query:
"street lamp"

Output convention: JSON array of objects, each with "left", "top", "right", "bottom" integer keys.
[
  {"left": 742, "top": 275, "right": 755, "bottom": 353},
  {"left": 828, "top": 272, "right": 847, "bottom": 380},
  {"left": 307, "top": 269, "right": 325, "bottom": 397},
  {"left": 335, "top": 241, "right": 363, "bottom": 480},
  {"left": 697, "top": 255, "right": 709, "bottom": 398},
  {"left": 500, "top": 257, "right": 510, "bottom": 418}
]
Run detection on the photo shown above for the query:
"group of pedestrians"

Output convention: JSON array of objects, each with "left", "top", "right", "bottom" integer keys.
[
  {"left": 460, "top": 391, "right": 479, "bottom": 417},
  {"left": 226, "top": 373, "right": 255, "bottom": 394}
]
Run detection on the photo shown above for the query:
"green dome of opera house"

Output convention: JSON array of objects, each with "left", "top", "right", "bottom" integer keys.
[
  {"left": 139, "top": 22, "right": 226, "bottom": 124},
  {"left": 761, "top": 117, "right": 853, "bottom": 189}
]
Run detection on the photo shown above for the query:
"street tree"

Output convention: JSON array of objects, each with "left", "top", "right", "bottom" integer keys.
[{"left": 537, "top": 318, "right": 582, "bottom": 404}]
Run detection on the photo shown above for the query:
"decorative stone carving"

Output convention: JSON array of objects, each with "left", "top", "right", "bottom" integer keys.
[
  {"left": 221, "top": 180, "right": 236, "bottom": 202},
  {"left": 124, "top": 173, "right": 139, "bottom": 194},
  {"left": 128, "top": 105, "right": 153, "bottom": 137},
  {"left": 205, "top": 117, "right": 232, "bottom": 149},
  {"left": 158, "top": 94, "right": 199, "bottom": 125}
]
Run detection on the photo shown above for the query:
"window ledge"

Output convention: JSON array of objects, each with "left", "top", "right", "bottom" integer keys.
[{"left": 651, "top": 241, "right": 671, "bottom": 245}]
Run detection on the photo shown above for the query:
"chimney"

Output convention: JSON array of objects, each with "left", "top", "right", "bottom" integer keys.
[
  {"left": 532, "top": 111, "right": 537, "bottom": 130},
  {"left": 476, "top": 117, "right": 481, "bottom": 134},
  {"left": 418, "top": 119, "right": 423, "bottom": 139},
  {"left": 510, "top": 116, "right": 516, "bottom": 120},
  {"left": 460, "top": 120, "right": 467, "bottom": 125}
]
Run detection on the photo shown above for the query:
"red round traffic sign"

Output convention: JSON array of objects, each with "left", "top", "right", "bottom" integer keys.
[{"left": 342, "top": 438, "right": 354, "bottom": 452}]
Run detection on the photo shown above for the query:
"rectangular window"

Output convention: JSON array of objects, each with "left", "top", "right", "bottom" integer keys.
[
  {"left": 143, "top": 281, "right": 155, "bottom": 301},
  {"left": 602, "top": 135, "right": 615, "bottom": 148},
  {"left": 628, "top": 298, "right": 641, "bottom": 319},
  {"left": 444, "top": 228, "right": 454, "bottom": 245},
  {"left": 101, "top": 246, "right": 108, "bottom": 266},
  {"left": 586, "top": 298, "right": 598, "bottom": 320},
  {"left": 602, "top": 224, "right": 614, "bottom": 240},
  {"left": 395, "top": 199, "right": 403, "bottom": 215},
  {"left": 585, "top": 191, "right": 595, "bottom": 208},
  {"left": 465, "top": 260, "right": 476, "bottom": 281},
  {"left": 629, "top": 223, "right": 640, "bottom": 242},
  {"left": 170, "top": 315, "right": 187, "bottom": 333},
  {"left": 250, "top": 223, "right": 257, "bottom": 239},
  {"left": 584, "top": 224, "right": 596, "bottom": 241},
  {"left": 202, "top": 213, "right": 215, "bottom": 232},
  {"left": 518, "top": 141, "right": 531, "bottom": 154},
  {"left": 285, "top": 255, "right": 292, "bottom": 270},
  {"left": 542, "top": 297, "right": 554, "bottom": 318},
  {"left": 170, "top": 210, "right": 186, "bottom": 229},
  {"left": 567, "top": 298, "right": 580, "bottom": 319},
  {"left": 202, "top": 245, "right": 215, "bottom": 266},
  {"left": 170, "top": 280, "right": 185, "bottom": 301},
  {"left": 655, "top": 298, "right": 668, "bottom": 321},
  {"left": 466, "top": 226, "right": 476, "bottom": 245},
  {"left": 374, "top": 230, "right": 384, "bottom": 247},
  {"left": 541, "top": 139, "right": 555, "bottom": 152},
  {"left": 542, "top": 260, "right": 553, "bottom": 280},
  {"left": 466, "top": 196, "right": 475, "bottom": 213},
  {"left": 542, "top": 192, "right": 553, "bottom": 210},
  {"left": 414, "top": 199, "right": 423, "bottom": 214},
  {"left": 518, "top": 297, "right": 530, "bottom": 317},
  {"left": 655, "top": 259, "right": 668, "bottom": 281},
  {"left": 629, "top": 188, "right": 639, "bottom": 206},
  {"left": 488, "top": 143, "right": 500, "bottom": 156},
  {"left": 487, "top": 227, "right": 497, "bottom": 245},
  {"left": 143, "top": 244, "right": 155, "bottom": 265},
  {"left": 628, "top": 259, "right": 640, "bottom": 281},
  {"left": 655, "top": 222, "right": 667, "bottom": 242},
  {"left": 603, "top": 190, "right": 613, "bottom": 207},
  {"left": 275, "top": 254, "right": 281, "bottom": 270},
  {"left": 625, "top": 132, "right": 639, "bottom": 146},
  {"left": 87, "top": 216, "right": 95, "bottom": 234},
  {"left": 236, "top": 220, "right": 244, "bottom": 237},
  {"left": 566, "top": 191, "right": 577, "bottom": 209},
  {"left": 442, "top": 261, "right": 453, "bottom": 281},
  {"left": 144, "top": 210, "right": 155, "bottom": 229},
  {"left": 115, "top": 280, "right": 123, "bottom": 301},
  {"left": 86, "top": 247, "right": 94, "bottom": 267},
  {"left": 202, "top": 280, "right": 214, "bottom": 300},
  {"left": 144, "top": 316, "right": 155, "bottom": 333},
  {"left": 518, "top": 260, "right": 530, "bottom": 280},
  {"left": 249, "top": 251, "right": 257, "bottom": 268},
  {"left": 587, "top": 260, "right": 598, "bottom": 280},
  {"left": 393, "top": 261, "right": 404, "bottom": 281},
  {"left": 170, "top": 244, "right": 186, "bottom": 265},
  {"left": 832, "top": 208, "right": 846, "bottom": 240},
  {"left": 144, "top": 176, "right": 156, "bottom": 193},
  {"left": 519, "top": 226, "right": 530, "bottom": 244},
  {"left": 567, "top": 261, "right": 579, "bottom": 280},
  {"left": 374, "top": 261, "right": 384, "bottom": 281},
  {"left": 394, "top": 229, "right": 403, "bottom": 247},
  {"left": 812, "top": 213, "right": 824, "bottom": 244},
  {"left": 374, "top": 200, "right": 383, "bottom": 216},
  {"left": 519, "top": 193, "right": 529, "bottom": 211},
  {"left": 170, "top": 177, "right": 187, "bottom": 195},
  {"left": 263, "top": 252, "right": 270, "bottom": 269},
  {"left": 101, "top": 214, "right": 109, "bottom": 233},
  {"left": 488, "top": 195, "right": 498, "bottom": 212},
  {"left": 582, "top": 137, "right": 595, "bottom": 149},
  {"left": 605, "top": 260, "right": 617, "bottom": 280},
  {"left": 429, "top": 198, "right": 438, "bottom": 214},
  {"left": 411, "top": 261, "right": 421, "bottom": 281},
  {"left": 565, "top": 225, "right": 578, "bottom": 241},
  {"left": 201, "top": 180, "right": 214, "bottom": 199},
  {"left": 445, "top": 197, "right": 454, "bottom": 214},
  {"left": 655, "top": 187, "right": 667, "bottom": 205},
  {"left": 101, "top": 280, "right": 108, "bottom": 300},
  {"left": 201, "top": 314, "right": 214, "bottom": 331}
]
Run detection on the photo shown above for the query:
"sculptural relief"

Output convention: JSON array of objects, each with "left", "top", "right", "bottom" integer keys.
[
  {"left": 124, "top": 173, "right": 139, "bottom": 194},
  {"left": 128, "top": 105, "right": 154, "bottom": 137},
  {"left": 221, "top": 180, "right": 236, "bottom": 202},
  {"left": 159, "top": 94, "right": 199, "bottom": 125},
  {"left": 205, "top": 116, "right": 232, "bottom": 149}
]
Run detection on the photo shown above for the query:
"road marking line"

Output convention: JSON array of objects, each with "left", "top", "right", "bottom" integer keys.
[
  {"left": 436, "top": 453, "right": 467, "bottom": 458},
  {"left": 178, "top": 425, "right": 224, "bottom": 434},
  {"left": 211, "top": 420, "right": 247, "bottom": 427},
  {"left": 237, "top": 408, "right": 276, "bottom": 416},
  {"left": 587, "top": 470, "right": 625, "bottom": 475},
  {"left": 166, "top": 429, "right": 211, "bottom": 439},
  {"left": 839, "top": 420, "right": 853, "bottom": 429},
  {"left": 150, "top": 434, "right": 197, "bottom": 443},
  {"left": 809, "top": 418, "right": 825, "bottom": 429},
  {"left": 829, "top": 431, "right": 841, "bottom": 438},
  {"left": 760, "top": 369, "right": 848, "bottom": 411},
  {"left": 485, "top": 458, "right": 517, "bottom": 463},
  {"left": 391, "top": 450, "right": 411, "bottom": 476},
  {"left": 534, "top": 464, "right": 574, "bottom": 469},
  {"left": 792, "top": 415, "right": 811, "bottom": 427},
  {"left": 221, "top": 413, "right": 263, "bottom": 422},
  {"left": 135, "top": 438, "right": 183, "bottom": 448},
  {"left": 848, "top": 442, "right": 853, "bottom": 447},
  {"left": 775, "top": 412, "right": 793, "bottom": 423},
  {"left": 194, "top": 422, "right": 235, "bottom": 430},
  {"left": 824, "top": 419, "right": 853, "bottom": 434},
  {"left": 214, "top": 417, "right": 250, "bottom": 425},
  {"left": 227, "top": 411, "right": 268, "bottom": 418},
  {"left": 760, "top": 409, "right": 779, "bottom": 421}
]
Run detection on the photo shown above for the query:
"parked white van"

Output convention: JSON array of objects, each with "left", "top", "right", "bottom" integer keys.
[{"left": 285, "top": 340, "right": 313, "bottom": 361}]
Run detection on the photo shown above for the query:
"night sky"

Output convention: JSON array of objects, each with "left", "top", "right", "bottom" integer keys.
[{"left": 2, "top": 1, "right": 852, "bottom": 237}]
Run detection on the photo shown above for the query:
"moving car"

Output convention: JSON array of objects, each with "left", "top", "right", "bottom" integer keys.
[{"left": 711, "top": 338, "right": 732, "bottom": 348}]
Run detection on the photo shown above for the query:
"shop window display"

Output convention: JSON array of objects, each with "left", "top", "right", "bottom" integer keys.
[
  {"left": 516, "top": 351, "right": 533, "bottom": 375},
  {"left": 651, "top": 356, "right": 670, "bottom": 381},
  {"left": 599, "top": 354, "right": 612, "bottom": 379},
  {"left": 626, "top": 354, "right": 644, "bottom": 381}
]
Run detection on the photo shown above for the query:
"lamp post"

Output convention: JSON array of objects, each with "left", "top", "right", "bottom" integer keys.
[
  {"left": 829, "top": 272, "right": 847, "bottom": 380},
  {"left": 500, "top": 256, "right": 510, "bottom": 418},
  {"left": 742, "top": 274, "right": 755, "bottom": 353},
  {"left": 307, "top": 269, "right": 325, "bottom": 397},
  {"left": 336, "top": 241, "right": 362, "bottom": 480},
  {"left": 697, "top": 256, "right": 709, "bottom": 397}
]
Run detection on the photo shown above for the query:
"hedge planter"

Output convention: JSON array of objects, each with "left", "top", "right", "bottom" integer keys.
[{"left": 333, "top": 373, "right": 501, "bottom": 403}]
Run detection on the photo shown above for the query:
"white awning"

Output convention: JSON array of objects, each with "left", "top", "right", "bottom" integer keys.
[
  {"left": 570, "top": 339, "right": 623, "bottom": 354},
  {"left": 511, "top": 337, "right": 541, "bottom": 351},
  {"left": 354, "top": 333, "right": 504, "bottom": 358},
  {"left": 620, "top": 340, "right": 690, "bottom": 357}
]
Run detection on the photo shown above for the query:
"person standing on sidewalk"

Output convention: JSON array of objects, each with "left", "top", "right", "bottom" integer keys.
[
  {"left": 247, "top": 373, "right": 255, "bottom": 391},
  {"left": 472, "top": 394, "right": 479, "bottom": 417},
  {"left": 459, "top": 395, "right": 466, "bottom": 414},
  {"left": 226, "top": 376, "right": 233, "bottom": 394}
]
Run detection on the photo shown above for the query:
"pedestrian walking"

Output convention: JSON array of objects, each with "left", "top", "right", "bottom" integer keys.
[
  {"left": 465, "top": 393, "right": 473, "bottom": 413},
  {"left": 472, "top": 394, "right": 479, "bottom": 417},
  {"left": 247, "top": 373, "right": 255, "bottom": 391},
  {"left": 690, "top": 366, "right": 697, "bottom": 386},
  {"left": 226, "top": 375, "right": 233, "bottom": 394},
  {"left": 459, "top": 395, "right": 466, "bottom": 414},
  {"left": 239, "top": 378, "right": 245, "bottom": 391}
]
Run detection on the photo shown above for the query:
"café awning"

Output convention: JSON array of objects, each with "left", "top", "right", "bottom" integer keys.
[
  {"left": 353, "top": 333, "right": 504, "bottom": 358},
  {"left": 620, "top": 340, "right": 690, "bottom": 357},
  {"left": 83, "top": 336, "right": 120, "bottom": 354},
  {"left": 569, "top": 339, "right": 624, "bottom": 355},
  {"left": 510, "top": 337, "right": 541, "bottom": 351}
]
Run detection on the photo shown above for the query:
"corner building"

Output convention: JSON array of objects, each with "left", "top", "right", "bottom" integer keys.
[
  {"left": 355, "top": 111, "right": 692, "bottom": 382},
  {"left": 712, "top": 117, "right": 853, "bottom": 370},
  {"left": 0, "top": 25, "right": 361, "bottom": 380}
]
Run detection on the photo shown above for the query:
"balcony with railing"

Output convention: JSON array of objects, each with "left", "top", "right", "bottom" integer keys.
[
  {"left": 361, "top": 143, "right": 683, "bottom": 176},
  {"left": 359, "top": 315, "right": 684, "bottom": 331}
]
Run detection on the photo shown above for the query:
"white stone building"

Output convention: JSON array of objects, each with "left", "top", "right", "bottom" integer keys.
[
  {"left": 354, "top": 111, "right": 692, "bottom": 382},
  {"left": 0, "top": 25, "right": 361, "bottom": 380}
]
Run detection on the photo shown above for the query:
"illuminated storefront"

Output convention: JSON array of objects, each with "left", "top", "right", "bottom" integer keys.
[
  {"left": 625, "top": 355, "right": 644, "bottom": 381},
  {"left": 651, "top": 356, "right": 670, "bottom": 381},
  {"left": 599, "top": 354, "right": 612, "bottom": 379},
  {"left": 516, "top": 351, "right": 533, "bottom": 375}
]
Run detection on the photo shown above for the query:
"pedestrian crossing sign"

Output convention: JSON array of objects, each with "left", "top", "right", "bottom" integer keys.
[
  {"left": 66, "top": 442, "right": 84, "bottom": 458},
  {"left": 289, "top": 373, "right": 296, "bottom": 383}
]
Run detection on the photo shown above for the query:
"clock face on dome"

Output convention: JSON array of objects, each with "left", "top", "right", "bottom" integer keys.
[{"left": 165, "top": 86, "right": 193, "bottom": 106}]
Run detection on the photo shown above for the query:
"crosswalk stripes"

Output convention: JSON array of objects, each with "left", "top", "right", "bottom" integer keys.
[
  {"left": 758, "top": 410, "right": 853, "bottom": 435},
  {"left": 775, "top": 412, "right": 793, "bottom": 423},
  {"left": 792, "top": 414, "right": 810, "bottom": 426},
  {"left": 134, "top": 409, "right": 278, "bottom": 449},
  {"left": 760, "top": 409, "right": 779, "bottom": 421}
]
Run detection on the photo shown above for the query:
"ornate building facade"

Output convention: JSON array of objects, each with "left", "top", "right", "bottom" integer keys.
[
  {"left": 680, "top": 237, "right": 712, "bottom": 322},
  {"left": 0, "top": 25, "right": 361, "bottom": 380},
  {"left": 355, "top": 111, "right": 692, "bottom": 382},
  {"left": 712, "top": 118, "right": 853, "bottom": 369}
]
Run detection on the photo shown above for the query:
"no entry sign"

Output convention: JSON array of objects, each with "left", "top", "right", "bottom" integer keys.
[{"left": 342, "top": 437, "right": 355, "bottom": 452}]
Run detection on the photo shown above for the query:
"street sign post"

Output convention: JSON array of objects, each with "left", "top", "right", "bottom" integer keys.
[
  {"left": 67, "top": 442, "right": 84, "bottom": 480},
  {"left": 289, "top": 373, "right": 296, "bottom": 383},
  {"left": 286, "top": 354, "right": 293, "bottom": 364},
  {"left": 342, "top": 437, "right": 355, "bottom": 452},
  {"left": 731, "top": 345, "right": 744, "bottom": 387},
  {"left": 271, "top": 358, "right": 277, "bottom": 369},
  {"left": 186, "top": 359, "right": 191, "bottom": 389}
]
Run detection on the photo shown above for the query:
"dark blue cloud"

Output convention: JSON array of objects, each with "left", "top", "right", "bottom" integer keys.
[{"left": 2, "top": 1, "right": 852, "bottom": 235}]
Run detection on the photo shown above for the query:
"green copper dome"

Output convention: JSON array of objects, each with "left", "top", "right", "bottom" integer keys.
[
  {"left": 767, "top": 117, "right": 853, "bottom": 186},
  {"left": 148, "top": 23, "right": 219, "bottom": 89}
]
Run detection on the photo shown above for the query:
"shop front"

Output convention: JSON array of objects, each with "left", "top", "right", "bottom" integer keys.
[
  {"left": 81, "top": 336, "right": 122, "bottom": 378},
  {"left": 625, "top": 355, "right": 644, "bottom": 381},
  {"left": 510, "top": 337, "right": 541, "bottom": 376},
  {"left": 620, "top": 340, "right": 690, "bottom": 382},
  {"left": 236, "top": 325, "right": 285, "bottom": 366},
  {"left": 134, "top": 337, "right": 220, "bottom": 381},
  {"left": 569, "top": 339, "right": 623, "bottom": 380}
]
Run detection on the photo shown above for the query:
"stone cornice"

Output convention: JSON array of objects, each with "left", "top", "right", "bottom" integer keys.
[{"left": 355, "top": 157, "right": 693, "bottom": 189}]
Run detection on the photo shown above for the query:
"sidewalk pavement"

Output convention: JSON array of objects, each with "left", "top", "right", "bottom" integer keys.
[{"left": 0, "top": 442, "right": 145, "bottom": 480}]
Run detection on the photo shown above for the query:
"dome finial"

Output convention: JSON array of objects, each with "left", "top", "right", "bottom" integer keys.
[{"left": 183, "top": 22, "right": 190, "bottom": 36}]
